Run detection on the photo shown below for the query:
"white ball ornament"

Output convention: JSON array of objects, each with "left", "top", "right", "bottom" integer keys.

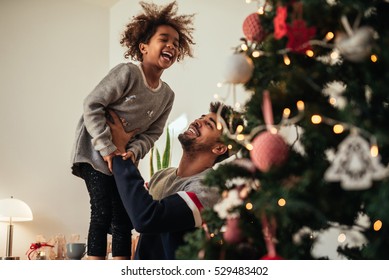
[
  {"left": 335, "top": 26, "right": 375, "bottom": 62},
  {"left": 223, "top": 53, "right": 254, "bottom": 84}
]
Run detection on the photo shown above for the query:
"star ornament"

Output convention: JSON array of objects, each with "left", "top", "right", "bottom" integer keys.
[
  {"left": 324, "top": 133, "right": 388, "bottom": 190},
  {"left": 286, "top": 19, "right": 316, "bottom": 53}
]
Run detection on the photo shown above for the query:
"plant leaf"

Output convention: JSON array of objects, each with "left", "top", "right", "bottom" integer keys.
[{"left": 162, "top": 127, "right": 171, "bottom": 168}]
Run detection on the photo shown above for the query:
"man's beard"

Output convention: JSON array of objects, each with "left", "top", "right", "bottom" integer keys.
[{"left": 178, "top": 133, "right": 211, "bottom": 154}]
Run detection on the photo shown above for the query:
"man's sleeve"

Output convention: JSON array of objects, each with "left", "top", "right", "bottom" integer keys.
[{"left": 112, "top": 157, "right": 203, "bottom": 234}]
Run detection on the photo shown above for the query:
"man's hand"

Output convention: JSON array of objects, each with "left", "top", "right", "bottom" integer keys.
[{"left": 106, "top": 109, "right": 139, "bottom": 162}]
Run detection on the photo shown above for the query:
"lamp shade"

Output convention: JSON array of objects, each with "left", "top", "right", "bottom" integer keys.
[{"left": 0, "top": 197, "right": 33, "bottom": 222}]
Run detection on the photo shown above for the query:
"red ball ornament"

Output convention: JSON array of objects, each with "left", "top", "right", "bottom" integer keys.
[
  {"left": 250, "top": 131, "right": 289, "bottom": 172},
  {"left": 223, "top": 217, "right": 243, "bottom": 244},
  {"left": 242, "top": 13, "right": 266, "bottom": 43}
]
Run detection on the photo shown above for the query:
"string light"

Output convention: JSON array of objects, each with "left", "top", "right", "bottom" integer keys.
[
  {"left": 237, "top": 134, "right": 245, "bottom": 141},
  {"left": 278, "top": 198, "right": 286, "bottom": 207},
  {"left": 252, "top": 50, "right": 262, "bottom": 58},
  {"left": 297, "top": 100, "right": 305, "bottom": 111},
  {"left": 337, "top": 233, "right": 347, "bottom": 243},
  {"left": 329, "top": 97, "right": 337, "bottom": 106},
  {"left": 311, "top": 115, "right": 322, "bottom": 124},
  {"left": 325, "top": 32, "right": 334, "bottom": 41},
  {"left": 370, "top": 54, "right": 378, "bottom": 62},
  {"left": 370, "top": 144, "right": 379, "bottom": 157},
  {"left": 241, "top": 43, "right": 248, "bottom": 51},
  {"left": 305, "top": 49, "right": 314, "bottom": 57},
  {"left": 373, "top": 220, "right": 382, "bottom": 231},
  {"left": 283, "top": 54, "right": 291, "bottom": 65},
  {"left": 246, "top": 202, "right": 253, "bottom": 210},
  {"left": 236, "top": 125, "right": 244, "bottom": 133},
  {"left": 333, "top": 124, "right": 344, "bottom": 134},
  {"left": 283, "top": 108, "right": 291, "bottom": 119}
]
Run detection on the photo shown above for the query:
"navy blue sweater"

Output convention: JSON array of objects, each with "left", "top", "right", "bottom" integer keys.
[{"left": 112, "top": 157, "right": 205, "bottom": 259}]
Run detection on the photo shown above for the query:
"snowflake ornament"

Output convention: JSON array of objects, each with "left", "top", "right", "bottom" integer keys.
[
  {"left": 324, "top": 132, "right": 388, "bottom": 190},
  {"left": 213, "top": 189, "right": 243, "bottom": 219}
]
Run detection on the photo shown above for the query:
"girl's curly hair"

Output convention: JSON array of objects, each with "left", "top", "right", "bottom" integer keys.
[{"left": 120, "top": 1, "right": 195, "bottom": 62}]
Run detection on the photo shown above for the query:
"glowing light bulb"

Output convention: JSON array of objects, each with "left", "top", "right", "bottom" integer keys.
[
  {"left": 371, "top": 145, "right": 379, "bottom": 157},
  {"left": 297, "top": 100, "right": 305, "bottom": 111},
  {"left": 373, "top": 220, "right": 382, "bottom": 231},
  {"left": 217, "top": 82, "right": 223, "bottom": 88},
  {"left": 217, "top": 122, "right": 222, "bottom": 130},
  {"left": 246, "top": 202, "right": 253, "bottom": 210},
  {"left": 371, "top": 54, "right": 378, "bottom": 62},
  {"left": 311, "top": 115, "right": 322, "bottom": 124},
  {"left": 228, "top": 144, "right": 233, "bottom": 150},
  {"left": 241, "top": 43, "right": 248, "bottom": 51},
  {"left": 252, "top": 50, "right": 261, "bottom": 58},
  {"left": 333, "top": 124, "right": 344, "bottom": 134},
  {"left": 257, "top": 7, "right": 264, "bottom": 14},
  {"left": 325, "top": 32, "right": 334, "bottom": 41},
  {"left": 278, "top": 198, "right": 286, "bottom": 207},
  {"left": 237, "top": 134, "right": 245, "bottom": 141},
  {"left": 329, "top": 97, "right": 337, "bottom": 106},
  {"left": 283, "top": 108, "right": 291, "bottom": 119},
  {"left": 337, "top": 233, "right": 346, "bottom": 243},
  {"left": 330, "top": 50, "right": 339, "bottom": 60},
  {"left": 283, "top": 54, "right": 291, "bottom": 65},
  {"left": 236, "top": 125, "right": 244, "bottom": 133},
  {"left": 270, "top": 127, "right": 278, "bottom": 134},
  {"left": 306, "top": 50, "right": 314, "bottom": 57},
  {"left": 246, "top": 143, "right": 253, "bottom": 150}
]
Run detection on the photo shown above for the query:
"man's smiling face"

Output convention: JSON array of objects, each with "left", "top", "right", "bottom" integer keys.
[{"left": 178, "top": 112, "right": 222, "bottom": 152}]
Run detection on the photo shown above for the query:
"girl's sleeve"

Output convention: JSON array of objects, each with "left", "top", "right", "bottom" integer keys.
[
  {"left": 112, "top": 156, "right": 204, "bottom": 234},
  {"left": 83, "top": 63, "right": 130, "bottom": 157}
]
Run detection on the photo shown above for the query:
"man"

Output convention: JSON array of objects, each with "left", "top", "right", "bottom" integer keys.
[{"left": 108, "top": 102, "right": 240, "bottom": 259}]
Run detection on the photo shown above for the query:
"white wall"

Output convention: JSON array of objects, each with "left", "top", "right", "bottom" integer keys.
[
  {"left": 0, "top": 0, "right": 255, "bottom": 259},
  {"left": 0, "top": 0, "right": 110, "bottom": 259}
]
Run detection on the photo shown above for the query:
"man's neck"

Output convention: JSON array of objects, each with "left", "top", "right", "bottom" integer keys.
[{"left": 176, "top": 152, "right": 214, "bottom": 178}]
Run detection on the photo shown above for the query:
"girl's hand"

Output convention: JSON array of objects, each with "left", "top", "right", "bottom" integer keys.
[
  {"left": 103, "top": 152, "right": 118, "bottom": 173},
  {"left": 122, "top": 150, "right": 136, "bottom": 162}
]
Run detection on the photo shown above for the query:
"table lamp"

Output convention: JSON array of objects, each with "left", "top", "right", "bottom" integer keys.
[{"left": 0, "top": 196, "right": 33, "bottom": 260}]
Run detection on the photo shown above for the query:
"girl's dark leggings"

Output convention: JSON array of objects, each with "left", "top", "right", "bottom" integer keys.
[{"left": 79, "top": 163, "right": 132, "bottom": 258}]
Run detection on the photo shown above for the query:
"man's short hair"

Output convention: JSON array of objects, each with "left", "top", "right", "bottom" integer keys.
[{"left": 209, "top": 102, "right": 244, "bottom": 163}]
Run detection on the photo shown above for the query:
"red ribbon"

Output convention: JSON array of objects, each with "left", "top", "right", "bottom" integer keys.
[{"left": 26, "top": 242, "right": 55, "bottom": 260}]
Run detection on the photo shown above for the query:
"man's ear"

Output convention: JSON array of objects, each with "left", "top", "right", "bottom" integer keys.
[
  {"left": 139, "top": 43, "right": 147, "bottom": 54},
  {"left": 212, "top": 144, "right": 228, "bottom": 156}
]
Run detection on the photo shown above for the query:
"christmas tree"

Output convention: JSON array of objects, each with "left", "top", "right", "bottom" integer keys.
[{"left": 176, "top": 0, "right": 389, "bottom": 260}]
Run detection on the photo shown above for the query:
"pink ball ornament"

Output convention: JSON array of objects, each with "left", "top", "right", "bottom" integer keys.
[
  {"left": 250, "top": 131, "right": 289, "bottom": 172},
  {"left": 242, "top": 13, "right": 266, "bottom": 43},
  {"left": 260, "top": 254, "right": 284, "bottom": 260},
  {"left": 223, "top": 217, "right": 243, "bottom": 244}
]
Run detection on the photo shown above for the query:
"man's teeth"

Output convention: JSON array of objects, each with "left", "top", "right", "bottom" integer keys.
[{"left": 188, "top": 128, "right": 199, "bottom": 136}]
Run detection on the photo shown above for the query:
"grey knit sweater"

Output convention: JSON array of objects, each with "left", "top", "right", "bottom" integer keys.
[{"left": 71, "top": 62, "right": 175, "bottom": 177}]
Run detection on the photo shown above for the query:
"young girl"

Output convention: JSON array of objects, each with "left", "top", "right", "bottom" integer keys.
[{"left": 70, "top": 1, "right": 195, "bottom": 260}]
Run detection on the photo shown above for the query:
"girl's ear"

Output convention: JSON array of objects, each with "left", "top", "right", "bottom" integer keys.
[
  {"left": 212, "top": 144, "right": 227, "bottom": 156},
  {"left": 139, "top": 43, "right": 147, "bottom": 54}
]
